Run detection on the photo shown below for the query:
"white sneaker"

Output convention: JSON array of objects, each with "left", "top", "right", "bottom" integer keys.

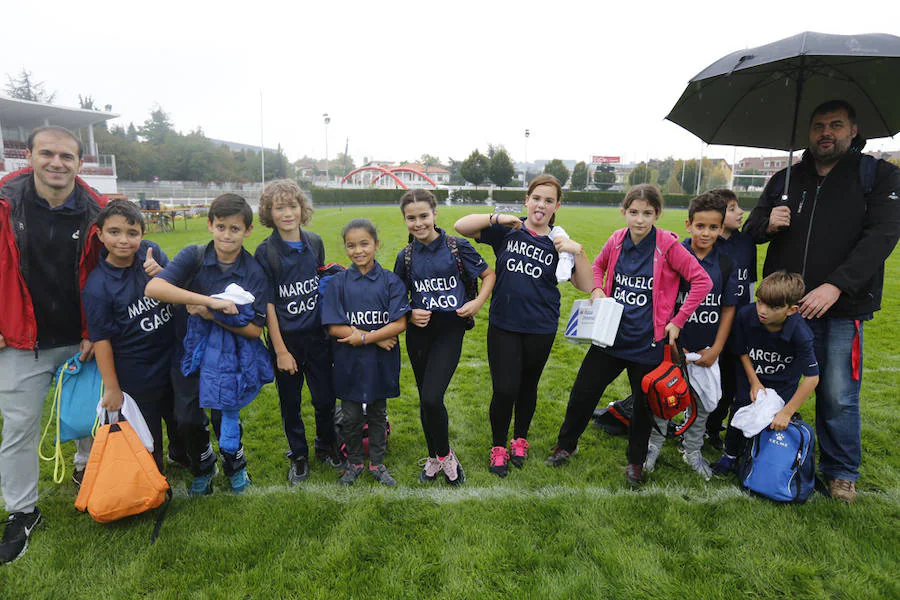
[
  {"left": 439, "top": 449, "right": 465, "bottom": 486},
  {"left": 644, "top": 444, "right": 661, "bottom": 473},
  {"left": 683, "top": 450, "right": 713, "bottom": 481},
  {"left": 419, "top": 457, "right": 441, "bottom": 482}
]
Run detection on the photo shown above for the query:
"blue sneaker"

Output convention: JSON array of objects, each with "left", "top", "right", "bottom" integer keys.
[
  {"left": 190, "top": 465, "right": 217, "bottom": 496},
  {"left": 711, "top": 454, "right": 737, "bottom": 476},
  {"left": 229, "top": 467, "right": 252, "bottom": 494}
]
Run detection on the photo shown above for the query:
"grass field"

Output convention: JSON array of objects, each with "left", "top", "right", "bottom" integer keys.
[{"left": 2, "top": 204, "right": 899, "bottom": 599}]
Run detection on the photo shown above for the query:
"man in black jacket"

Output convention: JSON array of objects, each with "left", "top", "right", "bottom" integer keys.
[{"left": 744, "top": 100, "right": 900, "bottom": 503}]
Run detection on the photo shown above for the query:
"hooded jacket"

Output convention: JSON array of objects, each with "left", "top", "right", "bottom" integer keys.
[
  {"left": 593, "top": 227, "right": 712, "bottom": 343},
  {"left": 0, "top": 167, "right": 107, "bottom": 350},
  {"left": 744, "top": 150, "right": 900, "bottom": 319}
]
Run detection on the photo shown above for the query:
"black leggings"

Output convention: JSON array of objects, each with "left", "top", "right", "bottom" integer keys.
[
  {"left": 487, "top": 324, "right": 556, "bottom": 447},
  {"left": 706, "top": 347, "right": 738, "bottom": 435},
  {"left": 556, "top": 345, "right": 656, "bottom": 465},
  {"left": 406, "top": 312, "right": 466, "bottom": 458}
]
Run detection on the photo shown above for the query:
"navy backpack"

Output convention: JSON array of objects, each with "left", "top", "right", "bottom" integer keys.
[{"left": 740, "top": 417, "right": 816, "bottom": 503}]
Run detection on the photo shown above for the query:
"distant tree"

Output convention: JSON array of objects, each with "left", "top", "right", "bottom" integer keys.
[
  {"left": 628, "top": 162, "right": 652, "bottom": 186},
  {"left": 681, "top": 160, "right": 700, "bottom": 195},
  {"left": 662, "top": 170, "right": 684, "bottom": 195},
  {"left": 328, "top": 152, "right": 356, "bottom": 179},
  {"left": 446, "top": 157, "right": 465, "bottom": 185},
  {"left": 419, "top": 153, "right": 442, "bottom": 167},
  {"left": 543, "top": 159, "right": 570, "bottom": 187},
  {"left": 570, "top": 161, "right": 588, "bottom": 191},
  {"left": 4, "top": 69, "right": 55, "bottom": 103},
  {"left": 707, "top": 161, "right": 731, "bottom": 190},
  {"left": 460, "top": 150, "right": 489, "bottom": 186},
  {"left": 138, "top": 106, "right": 174, "bottom": 145},
  {"left": 489, "top": 148, "right": 516, "bottom": 187},
  {"left": 650, "top": 157, "right": 676, "bottom": 187},
  {"left": 593, "top": 164, "right": 616, "bottom": 190},
  {"left": 126, "top": 123, "right": 139, "bottom": 141}
]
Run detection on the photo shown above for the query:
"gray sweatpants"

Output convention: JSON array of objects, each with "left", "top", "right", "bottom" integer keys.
[
  {"left": 649, "top": 401, "right": 711, "bottom": 454},
  {"left": 0, "top": 344, "right": 80, "bottom": 513}
]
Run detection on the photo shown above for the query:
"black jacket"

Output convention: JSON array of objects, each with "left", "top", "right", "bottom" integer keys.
[{"left": 744, "top": 150, "right": 900, "bottom": 319}]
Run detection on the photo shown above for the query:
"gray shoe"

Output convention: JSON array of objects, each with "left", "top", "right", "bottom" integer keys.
[
  {"left": 644, "top": 444, "right": 661, "bottom": 473},
  {"left": 683, "top": 450, "right": 713, "bottom": 481},
  {"left": 288, "top": 457, "right": 309, "bottom": 486},
  {"left": 545, "top": 445, "right": 577, "bottom": 467},
  {"left": 338, "top": 463, "right": 364, "bottom": 486},
  {"left": 369, "top": 464, "right": 397, "bottom": 487}
]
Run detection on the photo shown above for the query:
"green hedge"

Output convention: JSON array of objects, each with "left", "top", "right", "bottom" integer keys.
[
  {"left": 308, "top": 188, "right": 449, "bottom": 206},
  {"left": 309, "top": 187, "right": 758, "bottom": 209}
]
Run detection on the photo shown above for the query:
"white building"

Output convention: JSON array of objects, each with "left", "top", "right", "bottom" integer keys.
[{"left": 1, "top": 96, "right": 119, "bottom": 194}]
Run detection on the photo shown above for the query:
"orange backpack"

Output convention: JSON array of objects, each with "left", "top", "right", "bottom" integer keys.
[
  {"left": 641, "top": 344, "right": 698, "bottom": 436},
  {"left": 75, "top": 418, "right": 171, "bottom": 541}
]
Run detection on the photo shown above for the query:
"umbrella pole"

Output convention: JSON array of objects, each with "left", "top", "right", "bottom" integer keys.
[{"left": 781, "top": 57, "right": 806, "bottom": 205}]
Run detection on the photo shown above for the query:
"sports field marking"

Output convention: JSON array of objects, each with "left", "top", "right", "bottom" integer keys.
[{"left": 166, "top": 481, "right": 900, "bottom": 504}]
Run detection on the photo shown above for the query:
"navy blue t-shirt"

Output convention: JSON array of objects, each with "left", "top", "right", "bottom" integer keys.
[
  {"left": 478, "top": 220, "right": 561, "bottom": 334},
  {"left": 393, "top": 229, "right": 488, "bottom": 312},
  {"left": 675, "top": 241, "right": 739, "bottom": 352},
  {"left": 254, "top": 230, "right": 322, "bottom": 334},
  {"left": 320, "top": 261, "right": 410, "bottom": 403},
  {"left": 605, "top": 228, "right": 660, "bottom": 365},
  {"left": 156, "top": 242, "right": 270, "bottom": 360},
  {"left": 733, "top": 304, "right": 819, "bottom": 401},
  {"left": 716, "top": 231, "right": 757, "bottom": 306},
  {"left": 82, "top": 241, "right": 174, "bottom": 394}
]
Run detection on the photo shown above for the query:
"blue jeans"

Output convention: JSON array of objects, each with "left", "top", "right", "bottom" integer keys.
[{"left": 807, "top": 318, "right": 863, "bottom": 482}]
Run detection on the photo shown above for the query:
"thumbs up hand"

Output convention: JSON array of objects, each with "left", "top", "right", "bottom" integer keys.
[{"left": 143, "top": 246, "right": 162, "bottom": 276}]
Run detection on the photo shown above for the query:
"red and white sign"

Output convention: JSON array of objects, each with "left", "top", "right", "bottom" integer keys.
[{"left": 591, "top": 156, "right": 621, "bottom": 164}]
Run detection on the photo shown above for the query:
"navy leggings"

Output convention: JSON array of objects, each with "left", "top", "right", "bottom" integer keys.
[
  {"left": 486, "top": 324, "right": 556, "bottom": 447},
  {"left": 406, "top": 312, "right": 466, "bottom": 458}
]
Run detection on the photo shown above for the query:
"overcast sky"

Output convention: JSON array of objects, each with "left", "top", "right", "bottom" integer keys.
[{"left": 3, "top": 0, "right": 898, "bottom": 166}]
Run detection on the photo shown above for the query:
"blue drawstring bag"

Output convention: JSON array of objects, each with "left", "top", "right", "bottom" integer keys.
[{"left": 40, "top": 353, "right": 103, "bottom": 483}]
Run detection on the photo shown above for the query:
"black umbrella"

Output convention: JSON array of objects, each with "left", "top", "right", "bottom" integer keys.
[{"left": 666, "top": 31, "right": 900, "bottom": 200}]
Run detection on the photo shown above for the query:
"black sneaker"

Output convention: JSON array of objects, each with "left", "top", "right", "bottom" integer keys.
[
  {"left": 0, "top": 508, "right": 42, "bottom": 564},
  {"left": 625, "top": 464, "right": 645, "bottom": 488},
  {"left": 72, "top": 469, "right": 85, "bottom": 487},
  {"left": 288, "top": 457, "right": 310, "bottom": 486},
  {"left": 166, "top": 451, "right": 191, "bottom": 470},
  {"left": 315, "top": 445, "right": 345, "bottom": 470}
]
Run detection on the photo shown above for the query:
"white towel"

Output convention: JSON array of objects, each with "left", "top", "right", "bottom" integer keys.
[
  {"left": 684, "top": 351, "right": 722, "bottom": 412},
  {"left": 95, "top": 392, "right": 154, "bottom": 453},
  {"left": 211, "top": 283, "right": 255, "bottom": 305},
  {"left": 548, "top": 226, "right": 575, "bottom": 283},
  {"left": 731, "top": 388, "right": 786, "bottom": 438}
]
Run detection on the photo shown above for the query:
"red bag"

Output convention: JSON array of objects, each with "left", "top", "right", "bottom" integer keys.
[{"left": 641, "top": 344, "right": 697, "bottom": 436}]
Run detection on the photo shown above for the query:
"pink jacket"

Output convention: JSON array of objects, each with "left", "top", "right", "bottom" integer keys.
[{"left": 593, "top": 227, "right": 712, "bottom": 342}]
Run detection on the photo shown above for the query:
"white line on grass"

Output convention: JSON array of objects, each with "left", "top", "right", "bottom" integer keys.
[{"left": 171, "top": 482, "right": 900, "bottom": 504}]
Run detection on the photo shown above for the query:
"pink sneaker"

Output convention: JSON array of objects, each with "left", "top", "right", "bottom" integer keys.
[
  {"left": 489, "top": 446, "right": 509, "bottom": 478},
  {"left": 509, "top": 438, "right": 530, "bottom": 468}
]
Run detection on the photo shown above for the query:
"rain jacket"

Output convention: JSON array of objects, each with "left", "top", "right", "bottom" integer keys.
[
  {"left": 0, "top": 168, "right": 106, "bottom": 350},
  {"left": 592, "top": 227, "right": 712, "bottom": 342},
  {"left": 744, "top": 150, "right": 900, "bottom": 318}
]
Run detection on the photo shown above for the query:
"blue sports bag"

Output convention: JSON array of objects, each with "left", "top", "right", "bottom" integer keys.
[
  {"left": 40, "top": 353, "right": 103, "bottom": 483},
  {"left": 740, "top": 418, "right": 816, "bottom": 503}
]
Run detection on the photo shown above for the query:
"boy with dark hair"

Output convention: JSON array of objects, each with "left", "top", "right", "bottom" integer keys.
[
  {"left": 706, "top": 189, "right": 758, "bottom": 448},
  {"left": 145, "top": 194, "right": 270, "bottom": 495},
  {"left": 81, "top": 200, "right": 186, "bottom": 472},
  {"left": 712, "top": 271, "right": 820, "bottom": 475},
  {"left": 645, "top": 192, "right": 739, "bottom": 480}
]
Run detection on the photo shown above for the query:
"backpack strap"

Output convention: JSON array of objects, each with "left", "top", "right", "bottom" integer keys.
[
  {"left": 150, "top": 488, "right": 173, "bottom": 544},
  {"left": 306, "top": 231, "right": 326, "bottom": 268},
  {"left": 182, "top": 244, "right": 206, "bottom": 292},
  {"left": 446, "top": 235, "right": 478, "bottom": 301},
  {"left": 402, "top": 243, "right": 414, "bottom": 293},
  {"left": 265, "top": 238, "right": 281, "bottom": 283}
]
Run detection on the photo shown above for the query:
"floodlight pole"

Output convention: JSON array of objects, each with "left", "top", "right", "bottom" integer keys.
[{"left": 323, "top": 113, "right": 330, "bottom": 187}]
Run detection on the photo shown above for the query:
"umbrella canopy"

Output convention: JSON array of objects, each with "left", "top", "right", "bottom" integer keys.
[{"left": 666, "top": 31, "right": 900, "bottom": 151}]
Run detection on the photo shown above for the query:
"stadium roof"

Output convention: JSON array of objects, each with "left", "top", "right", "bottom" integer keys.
[{"left": 0, "top": 96, "right": 118, "bottom": 131}]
